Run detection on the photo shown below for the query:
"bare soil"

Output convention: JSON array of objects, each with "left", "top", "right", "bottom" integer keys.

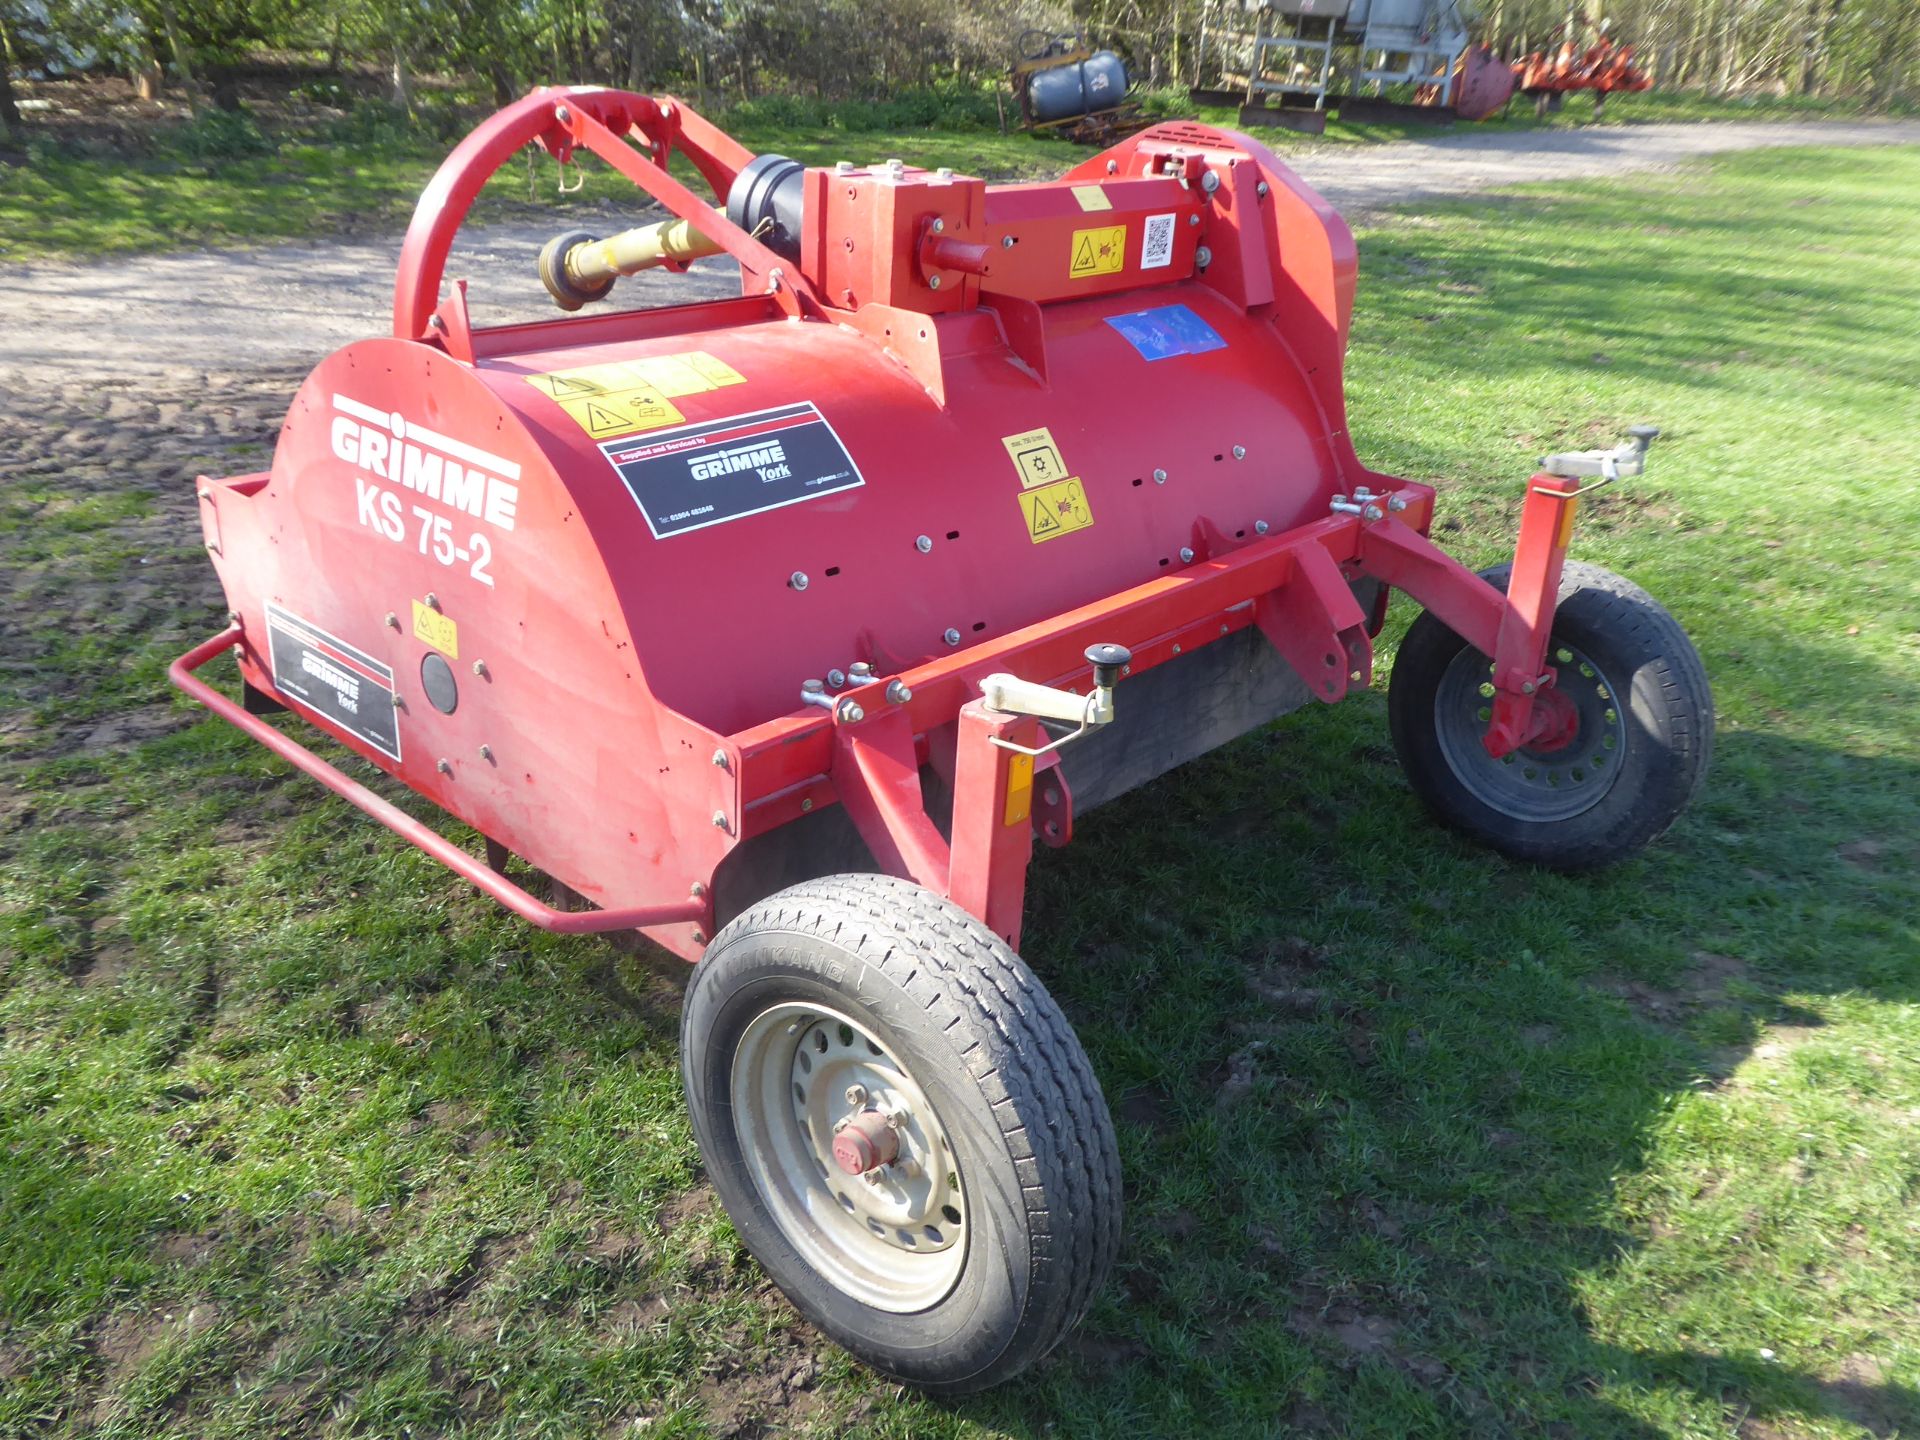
[{"left": 1, "top": 118, "right": 1915, "bottom": 390}]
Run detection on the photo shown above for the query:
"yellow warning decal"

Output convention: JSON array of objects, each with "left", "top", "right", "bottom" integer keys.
[
  {"left": 411, "top": 599, "right": 458, "bottom": 658},
  {"left": 523, "top": 348, "right": 745, "bottom": 439},
  {"left": 1020, "top": 477, "right": 1095, "bottom": 544},
  {"left": 1000, "top": 426, "right": 1069, "bottom": 490},
  {"left": 1068, "top": 224, "right": 1127, "bottom": 279},
  {"left": 1069, "top": 184, "right": 1113, "bottom": 212}
]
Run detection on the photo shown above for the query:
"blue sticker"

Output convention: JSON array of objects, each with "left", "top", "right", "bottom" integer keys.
[{"left": 1104, "top": 303, "right": 1228, "bottom": 362}]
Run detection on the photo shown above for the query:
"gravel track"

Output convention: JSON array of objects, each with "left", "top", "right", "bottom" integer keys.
[{"left": 1, "top": 118, "right": 1915, "bottom": 392}]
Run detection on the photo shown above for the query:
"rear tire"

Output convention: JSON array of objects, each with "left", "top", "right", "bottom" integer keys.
[
  {"left": 1388, "top": 561, "right": 1713, "bottom": 870},
  {"left": 680, "top": 874, "right": 1120, "bottom": 1393}
]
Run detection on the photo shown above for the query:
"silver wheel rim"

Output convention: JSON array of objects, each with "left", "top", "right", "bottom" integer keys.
[
  {"left": 1433, "top": 641, "right": 1627, "bottom": 822},
  {"left": 731, "top": 1002, "right": 968, "bottom": 1313}
]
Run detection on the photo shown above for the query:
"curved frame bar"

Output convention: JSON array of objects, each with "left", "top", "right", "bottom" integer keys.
[
  {"left": 170, "top": 628, "right": 707, "bottom": 935},
  {"left": 391, "top": 85, "right": 778, "bottom": 341}
]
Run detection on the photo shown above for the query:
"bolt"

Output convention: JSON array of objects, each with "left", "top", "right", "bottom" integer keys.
[
  {"left": 425, "top": 592, "right": 441, "bottom": 611},
  {"left": 1388, "top": 496, "right": 1409, "bottom": 512},
  {"left": 886, "top": 680, "right": 913, "bottom": 705},
  {"left": 554, "top": 105, "right": 572, "bottom": 123},
  {"left": 936, "top": 167, "right": 954, "bottom": 180},
  {"left": 801, "top": 678, "right": 825, "bottom": 696},
  {"left": 863, "top": 1170, "right": 883, "bottom": 1186},
  {"left": 690, "top": 880, "right": 707, "bottom": 898},
  {"left": 1255, "top": 519, "right": 1270, "bottom": 535},
  {"left": 391, "top": 693, "right": 404, "bottom": 709},
  {"left": 428, "top": 314, "right": 447, "bottom": 332},
  {"left": 1201, "top": 169, "right": 1220, "bottom": 194},
  {"left": 827, "top": 668, "right": 847, "bottom": 689},
  {"left": 1172, "top": 643, "right": 1183, "bottom": 655},
  {"left": 943, "top": 628, "right": 961, "bottom": 647},
  {"left": 1222, "top": 623, "right": 1231, "bottom": 635},
  {"left": 1521, "top": 681, "right": 1537, "bottom": 695},
  {"left": 691, "top": 928, "right": 706, "bottom": 944},
  {"left": 1256, "top": 180, "right": 1270, "bottom": 198},
  {"left": 1153, "top": 468, "right": 1168, "bottom": 484},
  {"left": 886, "top": 157, "right": 904, "bottom": 174},
  {"left": 472, "top": 659, "right": 489, "bottom": 678},
  {"left": 789, "top": 571, "right": 809, "bottom": 591},
  {"left": 713, "top": 809, "right": 730, "bottom": 831},
  {"left": 846, "top": 1084, "right": 868, "bottom": 1106},
  {"left": 1195, "top": 245, "right": 1213, "bottom": 269},
  {"left": 850, "top": 663, "right": 875, "bottom": 682},
  {"left": 837, "top": 700, "right": 866, "bottom": 723},
  {"left": 1233, "top": 444, "right": 1247, "bottom": 460},
  {"left": 478, "top": 744, "right": 493, "bottom": 761},
  {"left": 885, "top": 1109, "right": 907, "bottom": 1130},
  {"left": 1179, "top": 546, "right": 1195, "bottom": 563},
  {"left": 712, "top": 748, "right": 729, "bottom": 769},
  {"left": 835, "top": 159, "right": 854, "bottom": 174},
  {"left": 928, "top": 274, "right": 942, "bottom": 290},
  {"left": 833, "top": 1117, "right": 850, "bottom": 1133},
  {"left": 915, "top": 534, "right": 933, "bottom": 553},
  {"left": 767, "top": 268, "right": 784, "bottom": 292},
  {"left": 800, "top": 797, "right": 814, "bottom": 812},
  {"left": 1106, "top": 159, "right": 1118, "bottom": 174},
  {"left": 436, "top": 758, "right": 452, "bottom": 775},
  {"left": 1188, "top": 213, "right": 1200, "bottom": 227},
  {"left": 385, "top": 611, "right": 400, "bottom": 629},
  {"left": 931, "top": 217, "right": 945, "bottom": 234},
  {"left": 1001, "top": 234, "right": 1016, "bottom": 249}
]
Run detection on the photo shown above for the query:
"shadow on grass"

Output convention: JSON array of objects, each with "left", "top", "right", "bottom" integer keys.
[{"left": 930, "top": 713, "right": 1920, "bottom": 1440}]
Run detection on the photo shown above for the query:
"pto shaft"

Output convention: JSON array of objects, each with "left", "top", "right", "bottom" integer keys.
[{"left": 538, "top": 215, "right": 726, "bottom": 311}]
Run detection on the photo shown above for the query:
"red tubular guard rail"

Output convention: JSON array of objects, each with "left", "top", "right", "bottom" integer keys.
[{"left": 170, "top": 628, "right": 705, "bottom": 936}]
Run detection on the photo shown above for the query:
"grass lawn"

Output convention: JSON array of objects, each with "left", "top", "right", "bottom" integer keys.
[
  {"left": 0, "top": 82, "right": 1900, "bottom": 262},
  {"left": 2, "top": 143, "right": 1918, "bottom": 1437}
]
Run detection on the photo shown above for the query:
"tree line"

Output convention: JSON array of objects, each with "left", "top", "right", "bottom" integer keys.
[{"left": 2, "top": 0, "right": 1914, "bottom": 138}]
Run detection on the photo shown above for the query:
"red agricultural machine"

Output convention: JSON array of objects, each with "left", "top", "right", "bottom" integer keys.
[
  {"left": 173, "top": 87, "right": 1712, "bottom": 1390},
  {"left": 1514, "top": 34, "right": 1653, "bottom": 116}
]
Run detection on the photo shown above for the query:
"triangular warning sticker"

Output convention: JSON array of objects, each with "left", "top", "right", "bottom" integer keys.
[
  {"left": 585, "top": 401, "right": 631, "bottom": 434},
  {"left": 1026, "top": 496, "right": 1061, "bottom": 537},
  {"left": 1072, "top": 236, "right": 1095, "bottom": 272}
]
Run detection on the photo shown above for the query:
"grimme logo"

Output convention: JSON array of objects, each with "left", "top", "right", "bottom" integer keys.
[
  {"left": 689, "top": 439, "right": 792, "bottom": 484},
  {"left": 329, "top": 393, "right": 521, "bottom": 533}
]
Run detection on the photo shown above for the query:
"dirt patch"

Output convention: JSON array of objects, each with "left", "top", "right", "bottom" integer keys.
[
  {"left": 1594, "top": 949, "right": 1752, "bottom": 1027},
  {"left": 1836, "top": 837, "right": 1888, "bottom": 872},
  {"left": 152, "top": 1229, "right": 221, "bottom": 1268},
  {"left": 1117, "top": 1085, "right": 1174, "bottom": 1134},
  {"left": 89, "top": 1300, "right": 221, "bottom": 1415},
  {"left": 686, "top": 1326, "right": 828, "bottom": 1439}
]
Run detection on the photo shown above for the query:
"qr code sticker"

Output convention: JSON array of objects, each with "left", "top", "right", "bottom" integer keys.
[{"left": 1141, "top": 212, "right": 1176, "bottom": 270}]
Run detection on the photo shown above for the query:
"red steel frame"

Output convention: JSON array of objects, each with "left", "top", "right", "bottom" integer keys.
[{"left": 173, "top": 86, "right": 1589, "bottom": 958}]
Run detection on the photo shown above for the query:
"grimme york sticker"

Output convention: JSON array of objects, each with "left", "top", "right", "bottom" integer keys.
[
  {"left": 265, "top": 604, "right": 401, "bottom": 761},
  {"left": 600, "top": 401, "right": 865, "bottom": 539}
]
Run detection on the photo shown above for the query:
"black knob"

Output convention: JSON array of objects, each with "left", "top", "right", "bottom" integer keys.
[{"left": 1084, "top": 642, "right": 1131, "bottom": 689}]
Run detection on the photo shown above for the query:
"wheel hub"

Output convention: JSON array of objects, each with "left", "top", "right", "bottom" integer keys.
[
  {"left": 731, "top": 1002, "right": 967, "bottom": 1312},
  {"left": 831, "top": 1107, "right": 901, "bottom": 1176},
  {"left": 1433, "top": 642, "right": 1626, "bottom": 822}
]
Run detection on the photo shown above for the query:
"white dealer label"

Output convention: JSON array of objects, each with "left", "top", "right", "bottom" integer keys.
[
  {"left": 331, "top": 394, "right": 519, "bottom": 587},
  {"left": 1141, "top": 212, "right": 1177, "bottom": 270}
]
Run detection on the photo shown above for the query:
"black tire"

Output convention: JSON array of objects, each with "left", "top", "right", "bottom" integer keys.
[
  {"left": 680, "top": 874, "right": 1121, "bottom": 1393},
  {"left": 1388, "top": 560, "right": 1713, "bottom": 870}
]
